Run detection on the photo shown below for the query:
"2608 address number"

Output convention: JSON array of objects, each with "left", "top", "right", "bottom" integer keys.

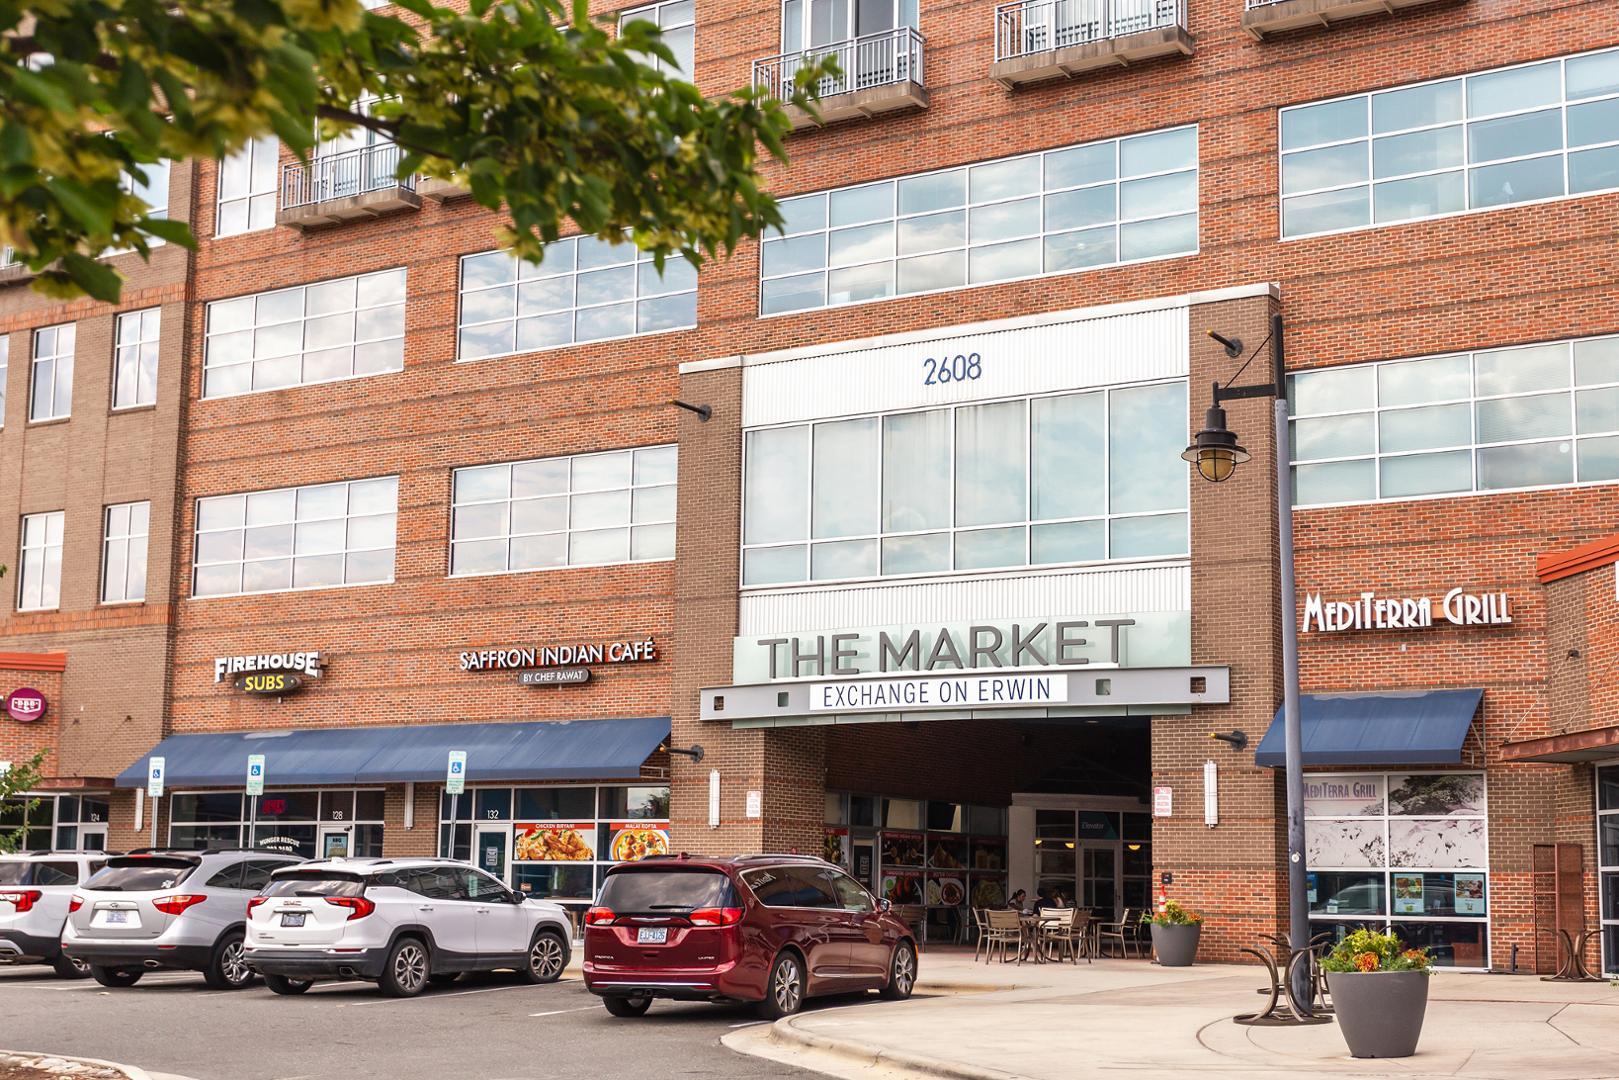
[{"left": 922, "top": 352, "right": 983, "bottom": 386}]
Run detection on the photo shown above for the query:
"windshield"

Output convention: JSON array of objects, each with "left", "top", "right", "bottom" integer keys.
[
  {"left": 263, "top": 875, "right": 364, "bottom": 899},
  {"left": 597, "top": 869, "right": 736, "bottom": 912},
  {"left": 0, "top": 862, "right": 31, "bottom": 886},
  {"left": 85, "top": 860, "right": 195, "bottom": 892}
]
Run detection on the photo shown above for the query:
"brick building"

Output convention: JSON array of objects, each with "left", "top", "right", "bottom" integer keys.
[{"left": 1, "top": 0, "right": 1615, "bottom": 972}]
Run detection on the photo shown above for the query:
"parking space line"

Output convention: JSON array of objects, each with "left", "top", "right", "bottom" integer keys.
[
  {"left": 527, "top": 1005, "right": 598, "bottom": 1018},
  {"left": 343, "top": 983, "right": 544, "bottom": 1006}
]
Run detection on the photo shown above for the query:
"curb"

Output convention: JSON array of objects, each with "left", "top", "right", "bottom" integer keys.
[
  {"left": 768, "top": 1015, "right": 1034, "bottom": 1080},
  {"left": 3, "top": 1050, "right": 158, "bottom": 1080}
]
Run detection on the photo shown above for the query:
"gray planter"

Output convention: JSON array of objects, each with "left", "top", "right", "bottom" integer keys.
[
  {"left": 1150, "top": 922, "right": 1201, "bottom": 967},
  {"left": 1325, "top": 970, "right": 1430, "bottom": 1058}
]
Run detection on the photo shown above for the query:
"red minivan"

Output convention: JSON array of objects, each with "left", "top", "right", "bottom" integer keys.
[{"left": 583, "top": 854, "right": 917, "bottom": 1019}]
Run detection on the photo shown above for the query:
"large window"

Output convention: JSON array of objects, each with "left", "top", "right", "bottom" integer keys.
[
  {"left": 30, "top": 323, "right": 74, "bottom": 422},
  {"left": 124, "top": 160, "right": 170, "bottom": 221},
  {"left": 202, "top": 269, "right": 406, "bottom": 398},
  {"left": 101, "top": 502, "right": 149, "bottom": 604},
  {"left": 113, "top": 308, "right": 160, "bottom": 410},
  {"left": 1280, "top": 47, "right": 1619, "bottom": 239},
  {"left": 169, "top": 790, "right": 385, "bottom": 858},
  {"left": 1599, "top": 764, "right": 1618, "bottom": 977},
  {"left": 1, "top": 793, "right": 110, "bottom": 851},
  {"left": 742, "top": 382, "right": 1187, "bottom": 586},
  {"left": 451, "top": 445, "right": 676, "bottom": 576},
  {"left": 0, "top": 335, "right": 9, "bottom": 426},
  {"left": 760, "top": 127, "right": 1198, "bottom": 316},
  {"left": 1306, "top": 772, "right": 1489, "bottom": 969},
  {"left": 17, "top": 510, "right": 64, "bottom": 612},
  {"left": 216, "top": 136, "right": 279, "bottom": 238},
  {"left": 192, "top": 477, "right": 398, "bottom": 598},
  {"left": 620, "top": 0, "right": 694, "bottom": 75},
  {"left": 1290, "top": 335, "right": 1619, "bottom": 507},
  {"left": 458, "top": 239, "right": 697, "bottom": 361}
]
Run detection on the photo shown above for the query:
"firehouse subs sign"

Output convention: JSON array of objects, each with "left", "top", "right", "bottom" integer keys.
[
  {"left": 213, "top": 651, "right": 325, "bottom": 695},
  {"left": 1300, "top": 588, "right": 1513, "bottom": 634},
  {"left": 459, "top": 637, "right": 658, "bottom": 687}
]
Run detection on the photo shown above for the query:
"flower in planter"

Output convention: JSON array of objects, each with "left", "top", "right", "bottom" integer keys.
[
  {"left": 1321, "top": 928, "right": 1432, "bottom": 973},
  {"left": 1354, "top": 952, "right": 1378, "bottom": 972},
  {"left": 1149, "top": 900, "right": 1202, "bottom": 926}
]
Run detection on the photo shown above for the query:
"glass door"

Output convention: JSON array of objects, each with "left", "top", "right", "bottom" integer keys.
[
  {"left": 1080, "top": 844, "right": 1119, "bottom": 920},
  {"left": 1599, "top": 764, "right": 1618, "bottom": 976},
  {"left": 319, "top": 826, "right": 353, "bottom": 859},
  {"left": 475, "top": 824, "right": 512, "bottom": 886},
  {"left": 78, "top": 827, "right": 107, "bottom": 852}
]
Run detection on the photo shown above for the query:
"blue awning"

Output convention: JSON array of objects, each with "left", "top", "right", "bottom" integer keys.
[
  {"left": 1254, "top": 690, "right": 1482, "bottom": 767},
  {"left": 113, "top": 717, "right": 670, "bottom": 788}
]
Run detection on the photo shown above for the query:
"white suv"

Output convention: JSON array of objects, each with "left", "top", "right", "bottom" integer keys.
[
  {"left": 0, "top": 851, "right": 111, "bottom": 978},
  {"left": 246, "top": 858, "right": 573, "bottom": 997}
]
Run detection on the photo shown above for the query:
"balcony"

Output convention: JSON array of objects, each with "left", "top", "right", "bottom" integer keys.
[
  {"left": 753, "top": 27, "right": 928, "bottom": 130},
  {"left": 991, "top": 0, "right": 1192, "bottom": 87},
  {"left": 1241, "top": 0, "right": 1454, "bottom": 38},
  {"left": 0, "top": 247, "right": 34, "bottom": 286},
  {"left": 277, "top": 143, "right": 421, "bottom": 230}
]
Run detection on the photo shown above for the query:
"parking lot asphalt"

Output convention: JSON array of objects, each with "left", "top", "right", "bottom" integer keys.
[{"left": 0, "top": 966, "right": 839, "bottom": 1080}]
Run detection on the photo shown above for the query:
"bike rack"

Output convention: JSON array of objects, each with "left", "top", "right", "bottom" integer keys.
[{"left": 1233, "top": 932, "right": 1335, "bottom": 1027}]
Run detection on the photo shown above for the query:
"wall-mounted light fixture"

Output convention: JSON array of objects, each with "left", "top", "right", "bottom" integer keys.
[
  {"left": 660, "top": 742, "right": 705, "bottom": 763},
  {"left": 672, "top": 399, "right": 712, "bottom": 422},
  {"left": 1209, "top": 730, "right": 1249, "bottom": 751}
]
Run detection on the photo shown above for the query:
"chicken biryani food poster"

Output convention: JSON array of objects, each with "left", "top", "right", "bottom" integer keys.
[{"left": 511, "top": 821, "right": 671, "bottom": 862}]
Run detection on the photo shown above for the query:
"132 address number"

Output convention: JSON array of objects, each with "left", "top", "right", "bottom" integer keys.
[{"left": 922, "top": 353, "right": 983, "bottom": 386}]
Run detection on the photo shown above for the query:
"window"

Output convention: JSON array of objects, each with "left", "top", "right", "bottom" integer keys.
[
  {"left": 620, "top": 0, "right": 694, "bottom": 75},
  {"left": 216, "top": 136, "right": 279, "bottom": 238},
  {"left": 0, "top": 335, "right": 9, "bottom": 426},
  {"left": 761, "top": 127, "right": 1198, "bottom": 316},
  {"left": 1306, "top": 772, "right": 1489, "bottom": 969},
  {"left": 113, "top": 308, "right": 160, "bottom": 409},
  {"left": 1599, "top": 764, "right": 1618, "bottom": 976},
  {"left": 741, "top": 382, "right": 1187, "bottom": 586},
  {"left": 192, "top": 476, "right": 398, "bottom": 598},
  {"left": 450, "top": 445, "right": 676, "bottom": 575},
  {"left": 18, "top": 511, "right": 64, "bottom": 611},
  {"left": 202, "top": 269, "right": 406, "bottom": 398},
  {"left": 743, "top": 867, "right": 838, "bottom": 908},
  {"left": 169, "top": 790, "right": 383, "bottom": 859},
  {"left": 101, "top": 502, "right": 149, "bottom": 604},
  {"left": 781, "top": 0, "right": 916, "bottom": 53},
  {"left": 124, "top": 160, "right": 170, "bottom": 221},
  {"left": 458, "top": 239, "right": 697, "bottom": 360},
  {"left": 1280, "top": 47, "right": 1619, "bottom": 239},
  {"left": 205, "top": 862, "right": 248, "bottom": 889},
  {"left": 29, "top": 323, "right": 74, "bottom": 421},
  {"left": 1289, "top": 335, "right": 1619, "bottom": 506}
]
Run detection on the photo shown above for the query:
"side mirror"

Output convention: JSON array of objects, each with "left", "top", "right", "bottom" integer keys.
[
  {"left": 510, "top": 892, "right": 527, "bottom": 904},
  {"left": 878, "top": 898, "right": 892, "bottom": 913}
]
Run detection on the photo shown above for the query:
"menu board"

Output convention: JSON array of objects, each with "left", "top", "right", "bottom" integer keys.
[
  {"left": 970, "top": 838, "right": 1006, "bottom": 871},
  {"left": 823, "top": 828, "right": 851, "bottom": 868},
  {"left": 969, "top": 875, "right": 1006, "bottom": 910},
  {"left": 514, "top": 822, "right": 596, "bottom": 862},
  {"left": 880, "top": 831, "right": 925, "bottom": 868},
  {"left": 606, "top": 822, "right": 670, "bottom": 862},
  {"left": 880, "top": 872, "right": 923, "bottom": 905},
  {"left": 927, "top": 836, "right": 968, "bottom": 871},
  {"left": 926, "top": 874, "right": 967, "bottom": 908},
  {"left": 1454, "top": 873, "right": 1485, "bottom": 915},
  {"left": 1393, "top": 874, "right": 1424, "bottom": 914}
]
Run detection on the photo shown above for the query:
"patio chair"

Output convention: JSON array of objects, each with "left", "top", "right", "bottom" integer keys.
[
  {"left": 1039, "top": 908, "right": 1087, "bottom": 964},
  {"left": 1124, "top": 909, "right": 1151, "bottom": 957},
  {"left": 982, "top": 908, "right": 1023, "bottom": 964},
  {"left": 971, "top": 908, "right": 989, "bottom": 962},
  {"left": 1096, "top": 908, "right": 1137, "bottom": 957}
]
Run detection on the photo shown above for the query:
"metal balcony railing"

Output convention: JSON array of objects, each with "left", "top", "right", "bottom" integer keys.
[
  {"left": 752, "top": 26, "right": 924, "bottom": 101},
  {"left": 280, "top": 142, "right": 415, "bottom": 211},
  {"left": 994, "top": 0, "right": 1185, "bottom": 60}
]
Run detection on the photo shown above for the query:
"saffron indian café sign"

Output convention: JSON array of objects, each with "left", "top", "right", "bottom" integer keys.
[
  {"left": 459, "top": 637, "right": 657, "bottom": 687},
  {"left": 1301, "top": 588, "right": 1513, "bottom": 633}
]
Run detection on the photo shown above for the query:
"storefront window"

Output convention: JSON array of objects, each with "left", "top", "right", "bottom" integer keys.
[
  {"left": 3, "top": 793, "right": 113, "bottom": 851},
  {"left": 1598, "top": 763, "right": 1619, "bottom": 976},
  {"left": 170, "top": 789, "right": 385, "bottom": 859},
  {"left": 1305, "top": 771, "right": 1489, "bottom": 968}
]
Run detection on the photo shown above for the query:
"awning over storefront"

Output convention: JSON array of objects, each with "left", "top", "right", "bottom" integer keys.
[
  {"left": 1499, "top": 724, "right": 1619, "bottom": 764},
  {"left": 113, "top": 717, "right": 671, "bottom": 788},
  {"left": 1254, "top": 689, "right": 1482, "bottom": 767}
]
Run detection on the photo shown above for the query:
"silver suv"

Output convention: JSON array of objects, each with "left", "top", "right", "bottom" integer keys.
[
  {"left": 63, "top": 849, "right": 304, "bottom": 988},
  {"left": 246, "top": 858, "right": 573, "bottom": 997},
  {"left": 0, "top": 851, "right": 111, "bottom": 978}
]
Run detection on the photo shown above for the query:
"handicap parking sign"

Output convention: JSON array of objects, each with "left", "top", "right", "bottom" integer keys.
[{"left": 446, "top": 750, "right": 467, "bottom": 795}]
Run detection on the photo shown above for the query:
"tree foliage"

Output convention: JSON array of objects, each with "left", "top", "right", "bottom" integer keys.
[
  {"left": 0, "top": 0, "right": 831, "bottom": 300},
  {"left": 0, "top": 750, "right": 47, "bottom": 853}
]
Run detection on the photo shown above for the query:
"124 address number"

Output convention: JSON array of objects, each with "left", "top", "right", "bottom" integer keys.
[{"left": 922, "top": 352, "right": 982, "bottom": 386}]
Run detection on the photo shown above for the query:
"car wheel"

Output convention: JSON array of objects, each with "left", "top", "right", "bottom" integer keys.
[
  {"left": 263, "top": 974, "right": 314, "bottom": 996},
  {"left": 379, "top": 938, "right": 430, "bottom": 997},
  {"left": 880, "top": 940, "right": 917, "bottom": 1000},
  {"left": 203, "top": 932, "right": 255, "bottom": 990},
  {"left": 518, "top": 930, "right": 567, "bottom": 984},
  {"left": 602, "top": 994, "right": 652, "bottom": 1017},
  {"left": 52, "top": 954, "right": 91, "bottom": 979},
  {"left": 90, "top": 965, "right": 142, "bottom": 988},
  {"left": 756, "top": 951, "right": 805, "bottom": 1020}
]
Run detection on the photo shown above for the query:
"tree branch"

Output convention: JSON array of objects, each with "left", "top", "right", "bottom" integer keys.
[{"left": 314, "top": 104, "right": 443, "bottom": 162}]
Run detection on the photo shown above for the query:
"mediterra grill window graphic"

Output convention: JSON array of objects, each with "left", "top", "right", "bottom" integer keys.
[
  {"left": 760, "top": 126, "right": 1198, "bottom": 316},
  {"left": 450, "top": 445, "right": 677, "bottom": 576},
  {"left": 192, "top": 477, "right": 399, "bottom": 598},
  {"left": 741, "top": 381, "right": 1188, "bottom": 587},
  {"left": 1279, "top": 47, "right": 1619, "bottom": 239},
  {"left": 202, "top": 269, "right": 406, "bottom": 398},
  {"left": 1289, "top": 335, "right": 1619, "bottom": 506},
  {"left": 457, "top": 240, "right": 698, "bottom": 361}
]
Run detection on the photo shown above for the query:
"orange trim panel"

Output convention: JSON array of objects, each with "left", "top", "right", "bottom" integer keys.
[
  {"left": 1536, "top": 533, "right": 1619, "bottom": 584},
  {"left": 0, "top": 651, "right": 68, "bottom": 672}
]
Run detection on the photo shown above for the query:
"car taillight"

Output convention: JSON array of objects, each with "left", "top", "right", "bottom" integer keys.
[
  {"left": 247, "top": 896, "right": 268, "bottom": 915},
  {"left": 324, "top": 896, "right": 375, "bottom": 921},
  {"left": 68, "top": 894, "right": 84, "bottom": 913},
  {"left": 584, "top": 906, "right": 616, "bottom": 926},
  {"left": 152, "top": 894, "right": 207, "bottom": 916},
  {"left": 688, "top": 906, "right": 744, "bottom": 927},
  {"left": 0, "top": 890, "right": 42, "bottom": 913}
]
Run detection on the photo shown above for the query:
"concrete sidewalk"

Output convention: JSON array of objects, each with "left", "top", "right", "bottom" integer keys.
[{"left": 727, "top": 952, "right": 1619, "bottom": 1080}]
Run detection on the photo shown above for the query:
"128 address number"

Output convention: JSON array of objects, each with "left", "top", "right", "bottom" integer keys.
[{"left": 922, "top": 352, "right": 983, "bottom": 386}]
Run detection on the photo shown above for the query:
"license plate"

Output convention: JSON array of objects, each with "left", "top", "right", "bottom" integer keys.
[
  {"left": 280, "top": 912, "right": 307, "bottom": 928},
  {"left": 102, "top": 911, "right": 129, "bottom": 925},
  {"left": 636, "top": 927, "right": 669, "bottom": 944}
]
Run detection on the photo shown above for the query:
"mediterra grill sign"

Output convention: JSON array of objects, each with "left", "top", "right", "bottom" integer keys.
[{"left": 1301, "top": 589, "right": 1513, "bottom": 633}]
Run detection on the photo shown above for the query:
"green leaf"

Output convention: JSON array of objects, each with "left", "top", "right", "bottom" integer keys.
[
  {"left": 60, "top": 253, "right": 123, "bottom": 303},
  {"left": 140, "top": 217, "right": 198, "bottom": 249},
  {"left": 44, "top": 179, "right": 114, "bottom": 235}
]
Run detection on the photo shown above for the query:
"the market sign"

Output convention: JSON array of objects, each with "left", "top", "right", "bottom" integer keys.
[
  {"left": 733, "top": 614, "right": 1189, "bottom": 683},
  {"left": 460, "top": 636, "right": 657, "bottom": 686},
  {"left": 214, "top": 651, "right": 325, "bottom": 684},
  {"left": 1301, "top": 589, "right": 1512, "bottom": 634},
  {"left": 4, "top": 687, "right": 45, "bottom": 723}
]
